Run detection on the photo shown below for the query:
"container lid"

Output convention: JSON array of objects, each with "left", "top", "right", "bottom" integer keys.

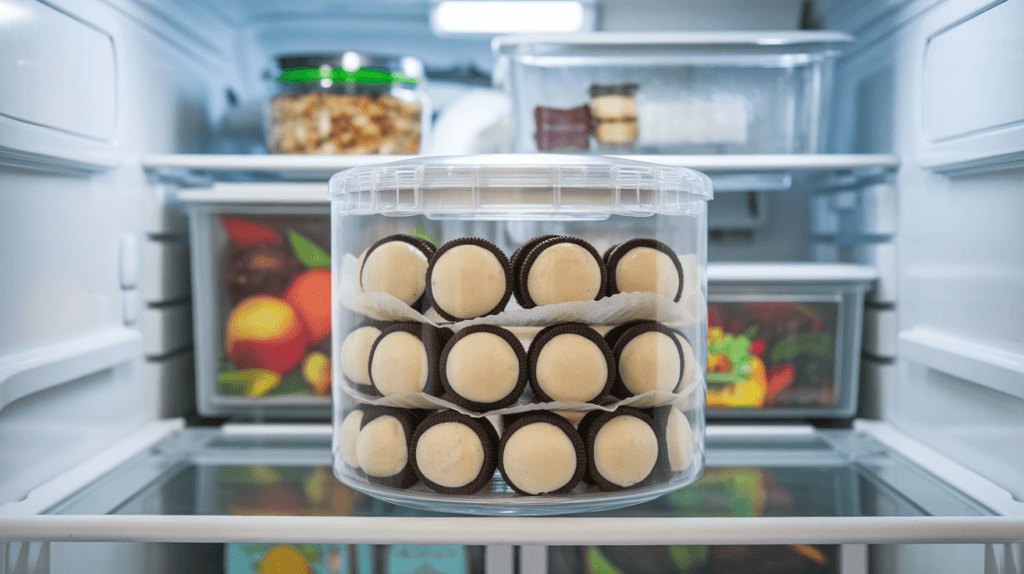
[
  {"left": 707, "top": 263, "right": 878, "bottom": 284},
  {"left": 275, "top": 52, "right": 425, "bottom": 85},
  {"left": 328, "top": 155, "right": 713, "bottom": 219},
  {"left": 495, "top": 31, "right": 854, "bottom": 51}
]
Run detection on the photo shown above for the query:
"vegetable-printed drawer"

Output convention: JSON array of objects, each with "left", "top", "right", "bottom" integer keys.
[
  {"left": 706, "top": 264, "right": 876, "bottom": 419},
  {"left": 186, "top": 203, "right": 332, "bottom": 419}
]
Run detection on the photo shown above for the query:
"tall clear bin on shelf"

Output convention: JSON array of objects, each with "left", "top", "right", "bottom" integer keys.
[{"left": 329, "top": 155, "right": 712, "bottom": 515}]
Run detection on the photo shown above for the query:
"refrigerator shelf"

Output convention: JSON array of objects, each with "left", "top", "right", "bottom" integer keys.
[
  {"left": 143, "top": 153, "right": 899, "bottom": 194},
  {"left": 1, "top": 421, "right": 1021, "bottom": 545}
]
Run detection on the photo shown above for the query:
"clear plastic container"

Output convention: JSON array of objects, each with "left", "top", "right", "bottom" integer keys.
[
  {"left": 492, "top": 32, "right": 853, "bottom": 155},
  {"left": 186, "top": 195, "right": 333, "bottom": 419},
  {"left": 329, "top": 155, "right": 712, "bottom": 515},
  {"left": 266, "top": 52, "right": 430, "bottom": 155},
  {"left": 705, "top": 263, "right": 877, "bottom": 419}
]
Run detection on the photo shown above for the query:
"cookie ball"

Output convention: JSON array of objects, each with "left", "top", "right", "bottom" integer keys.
[{"left": 426, "top": 238, "right": 512, "bottom": 321}]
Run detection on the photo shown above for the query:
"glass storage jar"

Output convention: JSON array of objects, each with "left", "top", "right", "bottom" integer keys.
[
  {"left": 266, "top": 52, "right": 429, "bottom": 155},
  {"left": 329, "top": 155, "right": 711, "bottom": 515}
]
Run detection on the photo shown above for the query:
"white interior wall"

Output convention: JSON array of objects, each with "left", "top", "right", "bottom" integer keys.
[
  {"left": 599, "top": 0, "right": 806, "bottom": 31},
  {"left": 0, "top": 0, "right": 231, "bottom": 505},
  {"left": 825, "top": 0, "right": 1024, "bottom": 570}
]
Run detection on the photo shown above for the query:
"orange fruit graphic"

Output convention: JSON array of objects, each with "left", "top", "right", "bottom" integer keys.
[
  {"left": 283, "top": 269, "right": 331, "bottom": 344},
  {"left": 302, "top": 351, "right": 331, "bottom": 395},
  {"left": 226, "top": 295, "right": 307, "bottom": 374},
  {"left": 258, "top": 545, "right": 311, "bottom": 574}
]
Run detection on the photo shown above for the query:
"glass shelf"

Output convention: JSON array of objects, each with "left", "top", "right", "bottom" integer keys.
[
  {"left": 0, "top": 422, "right": 1018, "bottom": 546},
  {"left": 143, "top": 153, "right": 899, "bottom": 194},
  {"left": 2, "top": 422, "right": 1020, "bottom": 545},
  {"left": 47, "top": 426, "right": 988, "bottom": 521}
]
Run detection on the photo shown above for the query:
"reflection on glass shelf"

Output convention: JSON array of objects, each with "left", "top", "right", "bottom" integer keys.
[
  {"left": 46, "top": 428, "right": 992, "bottom": 520},
  {"left": 549, "top": 544, "right": 840, "bottom": 574}
]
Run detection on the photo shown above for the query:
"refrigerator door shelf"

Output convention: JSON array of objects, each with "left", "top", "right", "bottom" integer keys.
[{"left": 0, "top": 421, "right": 1021, "bottom": 546}]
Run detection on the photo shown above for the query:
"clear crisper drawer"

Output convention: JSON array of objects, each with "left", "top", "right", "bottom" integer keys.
[
  {"left": 186, "top": 201, "right": 333, "bottom": 419},
  {"left": 705, "top": 264, "right": 877, "bottom": 420},
  {"left": 328, "top": 155, "right": 712, "bottom": 515},
  {"left": 493, "top": 32, "right": 852, "bottom": 155}
]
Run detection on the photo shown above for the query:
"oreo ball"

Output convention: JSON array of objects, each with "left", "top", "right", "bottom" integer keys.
[
  {"left": 516, "top": 236, "right": 606, "bottom": 308},
  {"left": 426, "top": 238, "right": 512, "bottom": 321},
  {"left": 498, "top": 411, "right": 586, "bottom": 496},
  {"left": 368, "top": 322, "right": 452, "bottom": 397},
  {"left": 356, "top": 407, "right": 423, "bottom": 489},
  {"left": 604, "top": 239, "right": 683, "bottom": 302},
  {"left": 411, "top": 411, "right": 499, "bottom": 495},
  {"left": 360, "top": 235, "right": 435, "bottom": 309},
  {"left": 582, "top": 407, "right": 659, "bottom": 491},
  {"left": 440, "top": 325, "right": 528, "bottom": 411},
  {"left": 528, "top": 323, "right": 614, "bottom": 404},
  {"left": 610, "top": 321, "right": 685, "bottom": 399}
]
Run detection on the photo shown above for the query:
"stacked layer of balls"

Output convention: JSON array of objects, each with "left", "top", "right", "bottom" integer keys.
[
  {"left": 355, "top": 233, "right": 686, "bottom": 320},
  {"left": 339, "top": 233, "right": 697, "bottom": 496},
  {"left": 340, "top": 320, "right": 697, "bottom": 405},
  {"left": 339, "top": 405, "right": 694, "bottom": 495}
]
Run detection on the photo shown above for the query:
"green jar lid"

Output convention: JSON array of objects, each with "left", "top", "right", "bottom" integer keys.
[{"left": 275, "top": 52, "right": 423, "bottom": 86}]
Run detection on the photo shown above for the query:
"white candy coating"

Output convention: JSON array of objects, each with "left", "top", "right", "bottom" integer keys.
[
  {"left": 615, "top": 246, "right": 679, "bottom": 299},
  {"left": 339, "top": 409, "right": 364, "bottom": 469},
  {"left": 446, "top": 332, "right": 519, "bottom": 403},
  {"left": 527, "top": 243, "right": 601, "bottom": 305},
  {"left": 362, "top": 241, "right": 428, "bottom": 306},
  {"left": 370, "top": 331, "right": 429, "bottom": 395},
  {"left": 415, "top": 422, "right": 486, "bottom": 488},
  {"left": 535, "top": 333, "right": 607, "bottom": 402},
  {"left": 619, "top": 331, "right": 681, "bottom": 395},
  {"left": 593, "top": 416, "right": 658, "bottom": 487},
  {"left": 356, "top": 416, "right": 408, "bottom": 478},
  {"left": 665, "top": 408, "right": 693, "bottom": 472},
  {"left": 340, "top": 326, "right": 381, "bottom": 387},
  {"left": 431, "top": 244, "right": 506, "bottom": 319},
  {"left": 502, "top": 422, "right": 577, "bottom": 495}
]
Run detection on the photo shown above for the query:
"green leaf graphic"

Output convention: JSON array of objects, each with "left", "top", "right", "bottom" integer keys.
[
  {"left": 267, "top": 370, "right": 309, "bottom": 396},
  {"left": 412, "top": 225, "right": 439, "bottom": 248},
  {"left": 769, "top": 333, "right": 834, "bottom": 363},
  {"left": 288, "top": 230, "right": 331, "bottom": 268}
]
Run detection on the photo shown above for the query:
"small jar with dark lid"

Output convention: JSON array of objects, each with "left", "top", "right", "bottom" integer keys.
[{"left": 266, "top": 52, "right": 430, "bottom": 155}]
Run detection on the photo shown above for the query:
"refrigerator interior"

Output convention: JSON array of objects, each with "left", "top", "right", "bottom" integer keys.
[{"left": 1, "top": 0, "right": 1023, "bottom": 573}]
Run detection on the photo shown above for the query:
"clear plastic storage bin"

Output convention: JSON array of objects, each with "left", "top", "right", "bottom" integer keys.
[
  {"left": 329, "top": 155, "right": 712, "bottom": 515},
  {"left": 186, "top": 193, "right": 332, "bottom": 418},
  {"left": 266, "top": 52, "right": 430, "bottom": 155},
  {"left": 493, "top": 32, "right": 852, "bottom": 155},
  {"left": 705, "top": 264, "right": 877, "bottom": 419}
]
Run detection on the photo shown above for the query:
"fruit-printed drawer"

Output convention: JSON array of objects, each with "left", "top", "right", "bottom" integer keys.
[
  {"left": 706, "top": 264, "right": 876, "bottom": 420},
  {"left": 184, "top": 192, "right": 332, "bottom": 419}
]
